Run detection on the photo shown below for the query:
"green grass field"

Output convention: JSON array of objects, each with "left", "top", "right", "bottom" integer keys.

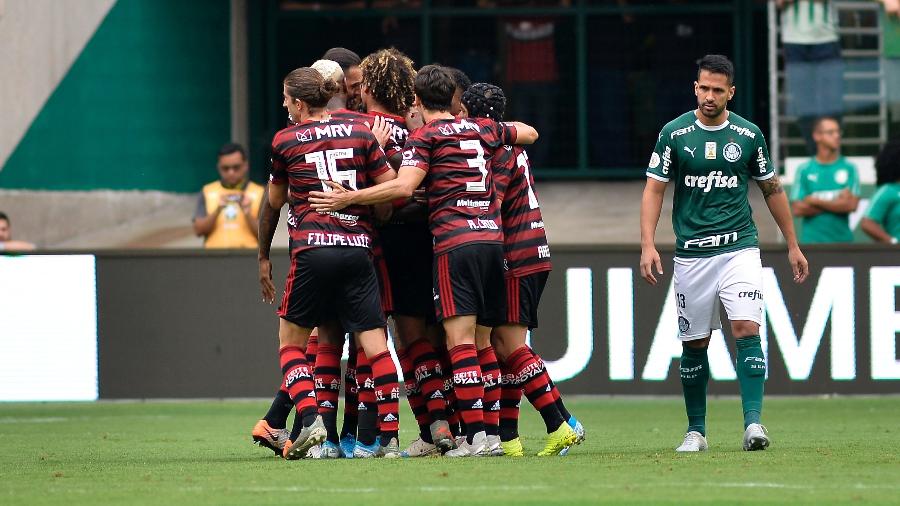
[{"left": 1, "top": 397, "right": 898, "bottom": 505}]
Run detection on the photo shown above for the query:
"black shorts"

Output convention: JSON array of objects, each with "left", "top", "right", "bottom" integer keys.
[
  {"left": 278, "top": 247, "right": 386, "bottom": 332},
  {"left": 433, "top": 242, "right": 506, "bottom": 327},
  {"left": 380, "top": 223, "right": 435, "bottom": 322},
  {"left": 504, "top": 271, "right": 550, "bottom": 329}
]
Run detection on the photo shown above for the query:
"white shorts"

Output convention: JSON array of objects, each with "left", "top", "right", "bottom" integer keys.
[{"left": 673, "top": 247, "right": 764, "bottom": 341}]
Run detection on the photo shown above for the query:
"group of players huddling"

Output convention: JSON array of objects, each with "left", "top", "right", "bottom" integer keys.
[
  {"left": 251, "top": 47, "right": 585, "bottom": 459},
  {"left": 250, "top": 48, "right": 808, "bottom": 460}
]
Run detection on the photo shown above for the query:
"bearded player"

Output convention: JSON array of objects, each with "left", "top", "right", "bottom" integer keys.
[{"left": 640, "top": 55, "right": 809, "bottom": 452}]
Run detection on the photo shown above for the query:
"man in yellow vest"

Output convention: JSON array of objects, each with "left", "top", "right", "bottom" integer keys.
[{"left": 192, "top": 143, "right": 264, "bottom": 248}]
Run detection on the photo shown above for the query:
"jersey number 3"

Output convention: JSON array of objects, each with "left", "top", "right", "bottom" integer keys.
[{"left": 459, "top": 140, "right": 488, "bottom": 193}]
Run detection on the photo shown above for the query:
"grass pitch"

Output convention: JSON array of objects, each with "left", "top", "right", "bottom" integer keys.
[{"left": 1, "top": 396, "right": 898, "bottom": 505}]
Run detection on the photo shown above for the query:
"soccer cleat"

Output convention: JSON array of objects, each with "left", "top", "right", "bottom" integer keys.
[
  {"left": 309, "top": 440, "right": 342, "bottom": 459},
  {"left": 353, "top": 440, "right": 382, "bottom": 458},
  {"left": 380, "top": 437, "right": 401, "bottom": 458},
  {"left": 251, "top": 419, "right": 290, "bottom": 455},
  {"left": 283, "top": 415, "right": 328, "bottom": 460},
  {"left": 560, "top": 416, "right": 586, "bottom": 456},
  {"left": 486, "top": 435, "right": 504, "bottom": 456},
  {"left": 339, "top": 434, "right": 356, "bottom": 459},
  {"left": 675, "top": 431, "right": 709, "bottom": 452},
  {"left": 429, "top": 420, "right": 455, "bottom": 454},
  {"left": 500, "top": 437, "right": 524, "bottom": 457},
  {"left": 742, "top": 423, "right": 770, "bottom": 451},
  {"left": 400, "top": 437, "right": 439, "bottom": 457},
  {"left": 537, "top": 422, "right": 579, "bottom": 456},
  {"left": 444, "top": 431, "right": 488, "bottom": 457}
]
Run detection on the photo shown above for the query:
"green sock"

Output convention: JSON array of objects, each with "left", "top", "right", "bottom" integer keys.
[
  {"left": 736, "top": 336, "right": 766, "bottom": 428},
  {"left": 680, "top": 344, "right": 709, "bottom": 436}
]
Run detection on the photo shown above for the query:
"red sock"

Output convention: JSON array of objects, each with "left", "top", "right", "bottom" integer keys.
[
  {"left": 449, "top": 344, "right": 484, "bottom": 441},
  {"left": 314, "top": 343, "right": 341, "bottom": 443},
  {"left": 478, "top": 346, "right": 502, "bottom": 437},
  {"left": 498, "top": 359, "right": 523, "bottom": 441},
  {"left": 355, "top": 346, "right": 378, "bottom": 445},
  {"left": 370, "top": 350, "right": 400, "bottom": 440},
  {"left": 408, "top": 338, "right": 448, "bottom": 420},
  {"left": 530, "top": 348, "right": 572, "bottom": 421},
  {"left": 279, "top": 345, "right": 317, "bottom": 419},
  {"left": 305, "top": 333, "right": 319, "bottom": 369},
  {"left": 398, "top": 348, "right": 430, "bottom": 440},
  {"left": 508, "top": 346, "right": 564, "bottom": 433}
]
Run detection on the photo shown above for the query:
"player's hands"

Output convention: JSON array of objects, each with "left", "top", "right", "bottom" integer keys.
[
  {"left": 788, "top": 246, "right": 809, "bottom": 283},
  {"left": 640, "top": 246, "right": 664, "bottom": 286},
  {"left": 367, "top": 115, "right": 392, "bottom": 148},
  {"left": 309, "top": 181, "right": 354, "bottom": 212},
  {"left": 259, "top": 257, "right": 276, "bottom": 304}
]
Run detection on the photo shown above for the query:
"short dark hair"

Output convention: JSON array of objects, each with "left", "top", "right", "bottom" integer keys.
[
  {"left": 415, "top": 65, "right": 456, "bottom": 112},
  {"left": 875, "top": 138, "right": 900, "bottom": 186},
  {"left": 462, "top": 83, "right": 507, "bottom": 122},
  {"left": 322, "top": 47, "right": 361, "bottom": 71},
  {"left": 697, "top": 54, "right": 735, "bottom": 85},
  {"left": 446, "top": 67, "right": 472, "bottom": 93},
  {"left": 0, "top": 211, "right": 8, "bottom": 224},
  {"left": 217, "top": 142, "right": 246, "bottom": 160},
  {"left": 813, "top": 115, "right": 840, "bottom": 133}
]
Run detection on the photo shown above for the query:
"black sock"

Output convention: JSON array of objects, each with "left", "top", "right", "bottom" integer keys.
[
  {"left": 263, "top": 389, "right": 293, "bottom": 429},
  {"left": 357, "top": 411, "right": 378, "bottom": 446}
]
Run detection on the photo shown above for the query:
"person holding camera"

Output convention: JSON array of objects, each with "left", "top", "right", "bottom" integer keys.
[{"left": 192, "top": 143, "right": 264, "bottom": 248}]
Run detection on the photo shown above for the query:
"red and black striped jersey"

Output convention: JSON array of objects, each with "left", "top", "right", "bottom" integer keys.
[
  {"left": 270, "top": 117, "right": 393, "bottom": 255},
  {"left": 493, "top": 146, "right": 551, "bottom": 277},
  {"left": 330, "top": 109, "right": 409, "bottom": 160},
  {"left": 400, "top": 117, "right": 517, "bottom": 254}
]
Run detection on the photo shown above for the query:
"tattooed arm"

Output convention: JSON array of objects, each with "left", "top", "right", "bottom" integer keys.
[
  {"left": 257, "top": 184, "right": 282, "bottom": 304},
  {"left": 757, "top": 175, "right": 809, "bottom": 283}
]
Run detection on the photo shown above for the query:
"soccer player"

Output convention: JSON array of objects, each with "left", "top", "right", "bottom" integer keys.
[
  {"left": 790, "top": 116, "right": 861, "bottom": 243},
  {"left": 446, "top": 67, "right": 472, "bottom": 118},
  {"left": 323, "top": 47, "right": 364, "bottom": 112},
  {"left": 461, "top": 82, "right": 582, "bottom": 457},
  {"left": 260, "top": 67, "right": 402, "bottom": 459},
  {"left": 358, "top": 49, "right": 450, "bottom": 458},
  {"left": 309, "top": 65, "right": 538, "bottom": 457},
  {"left": 640, "top": 55, "right": 809, "bottom": 452},
  {"left": 861, "top": 139, "right": 900, "bottom": 244}
]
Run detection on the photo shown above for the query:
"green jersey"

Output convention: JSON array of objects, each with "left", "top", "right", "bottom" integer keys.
[
  {"left": 647, "top": 110, "right": 775, "bottom": 258},
  {"left": 789, "top": 156, "right": 860, "bottom": 244},
  {"left": 865, "top": 182, "right": 900, "bottom": 241}
]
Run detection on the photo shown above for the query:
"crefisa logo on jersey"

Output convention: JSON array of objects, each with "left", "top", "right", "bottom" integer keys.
[{"left": 723, "top": 142, "right": 742, "bottom": 162}]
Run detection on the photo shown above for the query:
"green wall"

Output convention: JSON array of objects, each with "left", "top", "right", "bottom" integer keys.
[{"left": 0, "top": 0, "right": 230, "bottom": 192}]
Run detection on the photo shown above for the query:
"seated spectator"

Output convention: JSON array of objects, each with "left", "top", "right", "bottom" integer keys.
[
  {"left": 0, "top": 212, "right": 36, "bottom": 252},
  {"left": 790, "top": 116, "right": 861, "bottom": 243},
  {"left": 861, "top": 138, "right": 900, "bottom": 244},
  {"left": 192, "top": 143, "right": 264, "bottom": 249}
]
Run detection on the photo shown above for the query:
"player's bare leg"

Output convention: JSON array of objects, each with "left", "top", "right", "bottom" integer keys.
[{"left": 731, "top": 320, "right": 769, "bottom": 451}]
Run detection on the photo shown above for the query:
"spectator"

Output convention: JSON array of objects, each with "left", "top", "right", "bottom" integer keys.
[
  {"left": 778, "top": 0, "right": 844, "bottom": 155},
  {"left": 0, "top": 212, "right": 36, "bottom": 252},
  {"left": 861, "top": 138, "right": 900, "bottom": 244},
  {"left": 880, "top": 1, "right": 900, "bottom": 134},
  {"left": 192, "top": 143, "right": 264, "bottom": 249},
  {"left": 790, "top": 116, "right": 860, "bottom": 243}
]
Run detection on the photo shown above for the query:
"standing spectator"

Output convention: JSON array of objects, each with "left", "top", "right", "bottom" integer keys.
[
  {"left": 790, "top": 116, "right": 861, "bottom": 243},
  {"left": 192, "top": 143, "right": 264, "bottom": 249},
  {"left": 861, "top": 138, "right": 900, "bottom": 244},
  {"left": 0, "top": 212, "right": 36, "bottom": 252},
  {"left": 778, "top": 0, "right": 844, "bottom": 155}
]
